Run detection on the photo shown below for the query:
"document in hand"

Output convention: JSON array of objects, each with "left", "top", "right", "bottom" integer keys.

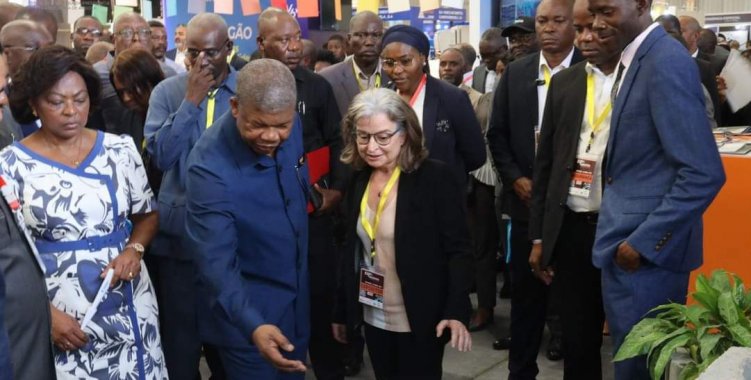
[
  {"left": 81, "top": 268, "right": 115, "bottom": 331},
  {"left": 720, "top": 50, "right": 751, "bottom": 113}
]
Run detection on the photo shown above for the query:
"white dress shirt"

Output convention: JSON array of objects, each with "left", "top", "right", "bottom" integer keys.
[
  {"left": 567, "top": 63, "right": 616, "bottom": 212},
  {"left": 538, "top": 48, "right": 576, "bottom": 127}
]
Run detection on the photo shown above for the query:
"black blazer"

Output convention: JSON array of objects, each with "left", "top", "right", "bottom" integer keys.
[
  {"left": 165, "top": 48, "right": 177, "bottom": 61},
  {"left": 420, "top": 76, "right": 486, "bottom": 181},
  {"left": 487, "top": 50, "right": 583, "bottom": 221},
  {"left": 528, "top": 61, "right": 588, "bottom": 266},
  {"left": 333, "top": 160, "right": 473, "bottom": 338}
]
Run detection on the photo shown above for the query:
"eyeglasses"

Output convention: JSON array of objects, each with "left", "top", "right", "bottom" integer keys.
[
  {"left": 75, "top": 27, "right": 102, "bottom": 38},
  {"left": 355, "top": 127, "right": 404, "bottom": 146},
  {"left": 509, "top": 33, "right": 535, "bottom": 44},
  {"left": 381, "top": 56, "right": 416, "bottom": 70},
  {"left": 351, "top": 31, "right": 383, "bottom": 41},
  {"left": 186, "top": 40, "right": 229, "bottom": 60},
  {"left": 116, "top": 28, "right": 152, "bottom": 40}
]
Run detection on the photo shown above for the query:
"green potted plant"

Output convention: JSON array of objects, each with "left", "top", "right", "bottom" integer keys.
[{"left": 614, "top": 269, "right": 751, "bottom": 380}]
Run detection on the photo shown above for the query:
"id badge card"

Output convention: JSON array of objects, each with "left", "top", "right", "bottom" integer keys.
[
  {"left": 569, "top": 153, "right": 598, "bottom": 198},
  {"left": 358, "top": 267, "right": 385, "bottom": 309}
]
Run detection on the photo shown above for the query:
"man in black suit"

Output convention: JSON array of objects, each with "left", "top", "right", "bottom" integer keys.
[
  {"left": 472, "top": 27, "right": 506, "bottom": 93},
  {"left": 487, "top": 0, "right": 581, "bottom": 378},
  {"left": 503, "top": 17, "right": 540, "bottom": 60},
  {"left": 528, "top": 0, "right": 621, "bottom": 377},
  {"left": 697, "top": 28, "right": 728, "bottom": 76}
]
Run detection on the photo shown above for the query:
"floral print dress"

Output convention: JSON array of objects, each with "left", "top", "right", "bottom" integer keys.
[{"left": 0, "top": 132, "right": 168, "bottom": 380}]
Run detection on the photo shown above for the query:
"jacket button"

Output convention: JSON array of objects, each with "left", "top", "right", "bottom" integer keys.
[{"left": 607, "top": 177, "right": 613, "bottom": 184}]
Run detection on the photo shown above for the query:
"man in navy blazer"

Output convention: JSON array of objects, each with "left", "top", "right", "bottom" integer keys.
[
  {"left": 589, "top": 1, "right": 725, "bottom": 379},
  {"left": 185, "top": 59, "right": 310, "bottom": 379}
]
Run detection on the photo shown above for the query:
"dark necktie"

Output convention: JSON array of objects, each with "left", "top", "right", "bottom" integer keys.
[{"left": 610, "top": 63, "right": 626, "bottom": 104}]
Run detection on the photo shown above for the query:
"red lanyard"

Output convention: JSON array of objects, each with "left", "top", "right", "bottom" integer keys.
[{"left": 408, "top": 74, "right": 427, "bottom": 107}]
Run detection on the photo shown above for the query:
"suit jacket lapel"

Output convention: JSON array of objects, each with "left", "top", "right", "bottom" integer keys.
[
  {"left": 606, "top": 26, "right": 665, "bottom": 162},
  {"left": 566, "top": 66, "right": 588, "bottom": 151},
  {"left": 341, "top": 59, "right": 361, "bottom": 102},
  {"left": 422, "top": 77, "right": 439, "bottom": 149},
  {"left": 526, "top": 55, "right": 541, "bottom": 126}
]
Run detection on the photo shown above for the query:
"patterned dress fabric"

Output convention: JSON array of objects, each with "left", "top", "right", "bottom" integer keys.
[{"left": 0, "top": 132, "right": 168, "bottom": 380}]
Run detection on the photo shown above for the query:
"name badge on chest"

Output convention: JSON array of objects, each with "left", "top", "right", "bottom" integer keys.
[
  {"left": 569, "top": 153, "right": 599, "bottom": 198},
  {"left": 359, "top": 267, "right": 385, "bottom": 309}
]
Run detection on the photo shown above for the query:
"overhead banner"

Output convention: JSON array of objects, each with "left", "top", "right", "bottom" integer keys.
[{"left": 164, "top": 0, "right": 312, "bottom": 57}]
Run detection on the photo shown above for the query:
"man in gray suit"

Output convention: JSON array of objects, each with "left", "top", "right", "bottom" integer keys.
[
  {"left": 319, "top": 11, "right": 389, "bottom": 116},
  {"left": 0, "top": 54, "right": 55, "bottom": 380}
]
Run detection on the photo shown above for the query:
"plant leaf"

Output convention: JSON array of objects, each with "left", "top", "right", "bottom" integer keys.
[
  {"left": 710, "top": 270, "right": 731, "bottom": 292},
  {"left": 728, "top": 324, "right": 751, "bottom": 346},
  {"left": 693, "top": 289, "right": 719, "bottom": 316},
  {"left": 699, "top": 333, "right": 722, "bottom": 361},
  {"left": 685, "top": 305, "right": 708, "bottom": 327},
  {"left": 679, "top": 362, "right": 700, "bottom": 380},
  {"left": 614, "top": 318, "right": 674, "bottom": 361},
  {"left": 647, "top": 327, "right": 690, "bottom": 365},
  {"left": 614, "top": 330, "right": 670, "bottom": 361},
  {"left": 718, "top": 292, "right": 739, "bottom": 325},
  {"left": 652, "top": 333, "right": 692, "bottom": 380}
]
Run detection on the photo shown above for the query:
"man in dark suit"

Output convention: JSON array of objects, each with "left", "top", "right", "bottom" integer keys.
[
  {"left": 588, "top": 1, "right": 725, "bottom": 379},
  {"left": 472, "top": 27, "right": 507, "bottom": 93},
  {"left": 697, "top": 28, "right": 728, "bottom": 75},
  {"left": 320, "top": 11, "right": 388, "bottom": 117},
  {"left": 257, "top": 8, "right": 346, "bottom": 380},
  {"left": 486, "top": 0, "right": 582, "bottom": 377},
  {"left": 0, "top": 55, "right": 55, "bottom": 380},
  {"left": 165, "top": 23, "right": 187, "bottom": 70},
  {"left": 528, "top": 0, "right": 621, "bottom": 377},
  {"left": 504, "top": 17, "right": 541, "bottom": 60}
]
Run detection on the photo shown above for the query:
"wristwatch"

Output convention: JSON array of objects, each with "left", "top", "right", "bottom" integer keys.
[{"left": 125, "top": 243, "right": 145, "bottom": 258}]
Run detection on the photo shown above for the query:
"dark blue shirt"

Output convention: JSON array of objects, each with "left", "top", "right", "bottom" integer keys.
[{"left": 184, "top": 110, "right": 310, "bottom": 351}]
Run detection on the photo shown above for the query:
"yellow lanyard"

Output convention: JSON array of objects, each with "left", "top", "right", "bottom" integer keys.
[
  {"left": 205, "top": 89, "right": 218, "bottom": 129},
  {"left": 360, "top": 167, "right": 401, "bottom": 258},
  {"left": 352, "top": 64, "right": 381, "bottom": 92},
  {"left": 542, "top": 65, "right": 551, "bottom": 89},
  {"left": 585, "top": 72, "right": 612, "bottom": 153}
]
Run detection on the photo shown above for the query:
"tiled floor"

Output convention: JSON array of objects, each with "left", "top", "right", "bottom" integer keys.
[{"left": 200, "top": 293, "right": 616, "bottom": 380}]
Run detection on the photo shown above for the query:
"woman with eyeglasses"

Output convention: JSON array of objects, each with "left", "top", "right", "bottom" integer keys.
[
  {"left": 379, "top": 25, "right": 485, "bottom": 182},
  {"left": 332, "top": 88, "right": 473, "bottom": 379},
  {"left": 0, "top": 45, "right": 167, "bottom": 379}
]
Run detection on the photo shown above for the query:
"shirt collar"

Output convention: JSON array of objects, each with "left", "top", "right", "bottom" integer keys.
[
  {"left": 584, "top": 62, "right": 615, "bottom": 78},
  {"left": 217, "top": 66, "right": 238, "bottom": 95},
  {"left": 539, "top": 47, "right": 576, "bottom": 73},
  {"left": 620, "top": 22, "right": 660, "bottom": 71},
  {"left": 352, "top": 58, "right": 381, "bottom": 80}
]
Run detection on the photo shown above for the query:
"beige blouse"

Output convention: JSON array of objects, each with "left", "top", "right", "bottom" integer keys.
[{"left": 356, "top": 185, "right": 411, "bottom": 332}]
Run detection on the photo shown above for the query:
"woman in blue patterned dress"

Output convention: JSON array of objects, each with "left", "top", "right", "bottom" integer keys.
[{"left": 0, "top": 46, "right": 167, "bottom": 379}]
